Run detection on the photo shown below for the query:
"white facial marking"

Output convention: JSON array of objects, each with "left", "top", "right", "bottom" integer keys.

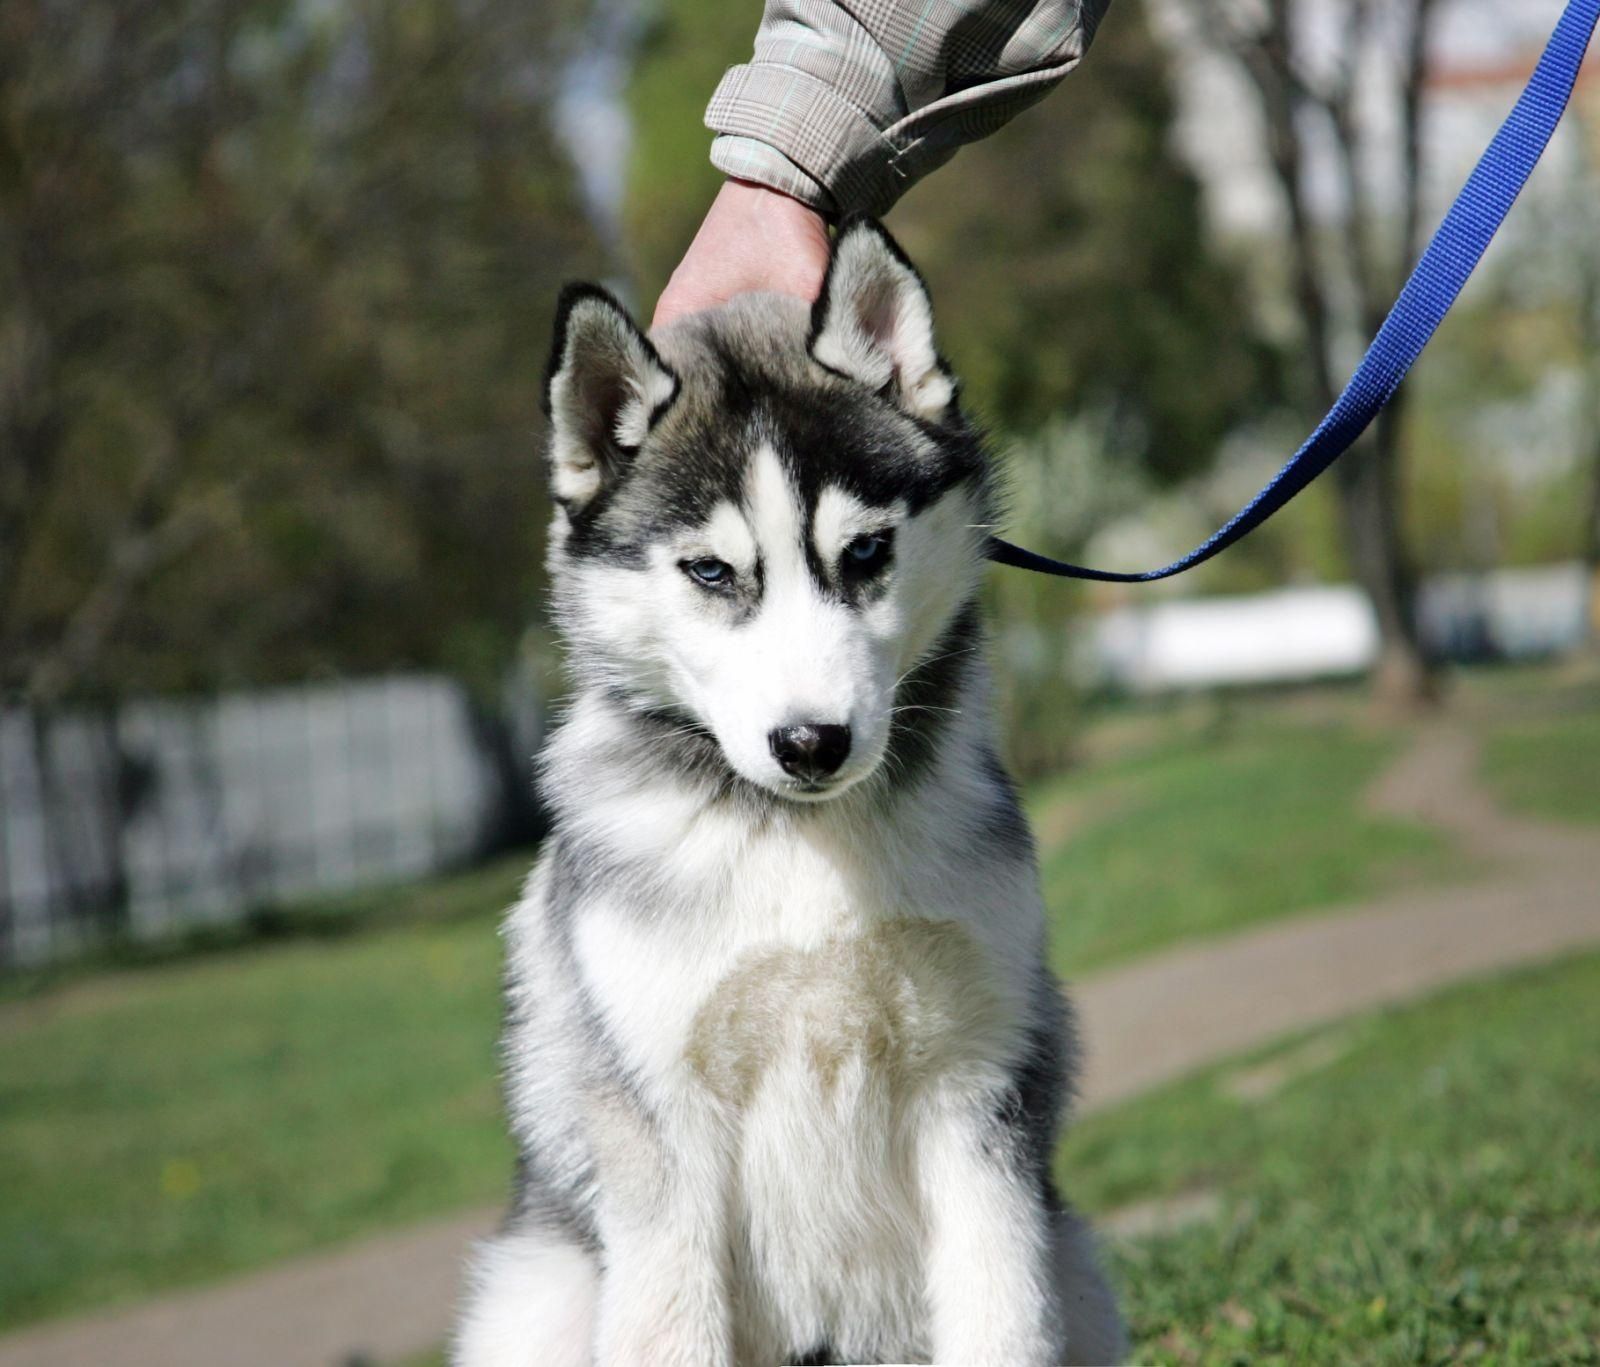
[
  {"left": 642, "top": 447, "right": 881, "bottom": 799},
  {"left": 813, "top": 486, "right": 902, "bottom": 568},
  {"left": 746, "top": 442, "right": 806, "bottom": 581},
  {"left": 563, "top": 436, "right": 982, "bottom": 805},
  {"left": 885, "top": 489, "right": 985, "bottom": 676},
  {"left": 698, "top": 499, "right": 758, "bottom": 576}
]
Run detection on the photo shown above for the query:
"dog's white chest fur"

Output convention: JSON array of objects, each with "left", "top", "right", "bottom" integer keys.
[
  {"left": 561, "top": 807, "right": 1031, "bottom": 1361},
  {"left": 689, "top": 919, "right": 1009, "bottom": 1358}
]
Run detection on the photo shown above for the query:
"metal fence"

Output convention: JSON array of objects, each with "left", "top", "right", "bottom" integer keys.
[{"left": 0, "top": 674, "right": 543, "bottom": 968}]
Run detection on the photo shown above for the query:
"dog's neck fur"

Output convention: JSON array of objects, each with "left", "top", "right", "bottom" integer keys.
[{"left": 536, "top": 624, "right": 1024, "bottom": 922}]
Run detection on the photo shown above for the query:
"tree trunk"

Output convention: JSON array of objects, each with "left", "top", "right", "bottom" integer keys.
[
  {"left": 1320, "top": 0, "right": 1438, "bottom": 709},
  {"left": 1335, "top": 399, "right": 1435, "bottom": 708}
]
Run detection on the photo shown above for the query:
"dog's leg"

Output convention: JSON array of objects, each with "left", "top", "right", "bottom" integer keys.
[
  {"left": 591, "top": 1217, "right": 731, "bottom": 1367},
  {"left": 919, "top": 1093, "right": 1062, "bottom": 1367},
  {"left": 452, "top": 1227, "right": 598, "bottom": 1367},
  {"left": 590, "top": 1094, "right": 734, "bottom": 1367},
  {"left": 1053, "top": 1206, "right": 1128, "bottom": 1366}
]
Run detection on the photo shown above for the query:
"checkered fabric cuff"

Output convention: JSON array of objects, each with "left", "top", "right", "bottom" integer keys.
[
  {"left": 709, "top": 137, "right": 835, "bottom": 214},
  {"left": 706, "top": 65, "right": 906, "bottom": 218},
  {"left": 705, "top": 0, "right": 1108, "bottom": 218}
]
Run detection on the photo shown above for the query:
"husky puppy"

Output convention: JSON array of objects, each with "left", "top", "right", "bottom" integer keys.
[{"left": 453, "top": 218, "right": 1125, "bottom": 1367}]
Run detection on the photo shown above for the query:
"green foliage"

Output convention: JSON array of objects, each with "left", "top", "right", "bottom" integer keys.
[
  {"left": 0, "top": 0, "right": 600, "bottom": 701},
  {"left": 1406, "top": 296, "right": 1598, "bottom": 572},
  {"left": 623, "top": 0, "right": 736, "bottom": 291},
  {"left": 892, "top": 0, "right": 1276, "bottom": 486},
  {"left": 1059, "top": 952, "right": 1600, "bottom": 1363}
]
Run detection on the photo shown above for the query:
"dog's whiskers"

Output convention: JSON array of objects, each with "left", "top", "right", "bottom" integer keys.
[{"left": 893, "top": 645, "right": 977, "bottom": 693}]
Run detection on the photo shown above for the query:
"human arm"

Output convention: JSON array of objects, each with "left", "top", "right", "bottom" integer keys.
[
  {"left": 652, "top": 179, "right": 830, "bottom": 329},
  {"left": 705, "top": 0, "right": 1111, "bottom": 217},
  {"left": 654, "top": 0, "right": 1112, "bottom": 328}
]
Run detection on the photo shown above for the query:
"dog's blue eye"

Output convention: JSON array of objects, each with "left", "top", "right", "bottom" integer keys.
[
  {"left": 685, "top": 557, "right": 734, "bottom": 587},
  {"left": 844, "top": 532, "right": 892, "bottom": 572}
]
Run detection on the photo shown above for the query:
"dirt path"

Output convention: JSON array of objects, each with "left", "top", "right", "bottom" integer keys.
[
  {"left": 1076, "top": 724, "right": 1599, "bottom": 1110},
  {"left": 2, "top": 727, "right": 1595, "bottom": 1367}
]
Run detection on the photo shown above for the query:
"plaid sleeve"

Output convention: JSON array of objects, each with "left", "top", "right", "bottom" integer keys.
[{"left": 706, "top": 0, "right": 1110, "bottom": 217}]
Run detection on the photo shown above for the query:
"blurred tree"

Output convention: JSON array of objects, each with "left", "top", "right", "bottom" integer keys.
[
  {"left": 625, "top": 0, "right": 743, "bottom": 298},
  {"left": 627, "top": 0, "right": 1273, "bottom": 496},
  {"left": 1577, "top": 105, "right": 1600, "bottom": 646},
  {"left": 0, "top": 0, "right": 599, "bottom": 705},
  {"left": 892, "top": 0, "right": 1275, "bottom": 488},
  {"left": 1162, "top": 0, "right": 1441, "bottom": 706}
]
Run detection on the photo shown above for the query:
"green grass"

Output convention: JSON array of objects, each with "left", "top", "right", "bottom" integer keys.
[
  {"left": 1058, "top": 952, "right": 1600, "bottom": 1364},
  {"left": 0, "top": 858, "right": 529, "bottom": 1331},
  {"left": 1481, "top": 703, "right": 1600, "bottom": 826},
  {"left": 0, "top": 703, "right": 1468, "bottom": 1333},
  {"left": 1031, "top": 717, "right": 1457, "bottom": 974}
]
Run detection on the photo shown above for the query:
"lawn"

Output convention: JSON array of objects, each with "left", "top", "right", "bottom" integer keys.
[
  {"left": 1031, "top": 715, "right": 1456, "bottom": 974},
  {"left": 0, "top": 698, "right": 1468, "bottom": 1333},
  {"left": 1479, "top": 690, "right": 1600, "bottom": 826},
  {"left": 0, "top": 857, "right": 527, "bottom": 1331},
  {"left": 1058, "top": 952, "right": 1600, "bottom": 1364}
]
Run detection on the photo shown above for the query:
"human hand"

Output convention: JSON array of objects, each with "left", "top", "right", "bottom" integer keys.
[{"left": 651, "top": 179, "right": 830, "bottom": 330}]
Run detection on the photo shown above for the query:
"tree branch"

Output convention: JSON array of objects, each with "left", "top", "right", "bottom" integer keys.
[
  {"left": 1174, "top": 0, "right": 1338, "bottom": 406},
  {"left": 1397, "top": 0, "right": 1442, "bottom": 272},
  {"left": 23, "top": 488, "right": 238, "bottom": 706}
]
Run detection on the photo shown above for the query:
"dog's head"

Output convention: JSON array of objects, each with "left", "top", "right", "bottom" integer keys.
[{"left": 542, "top": 218, "right": 993, "bottom": 803}]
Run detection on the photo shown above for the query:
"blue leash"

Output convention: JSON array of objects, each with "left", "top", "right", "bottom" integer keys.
[{"left": 988, "top": 0, "right": 1600, "bottom": 584}]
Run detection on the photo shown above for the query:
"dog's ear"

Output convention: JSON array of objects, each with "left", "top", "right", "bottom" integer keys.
[
  {"left": 808, "top": 217, "right": 955, "bottom": 421},
  {"left": 543, "top": 284, "right": 679, "bottom": 510}
]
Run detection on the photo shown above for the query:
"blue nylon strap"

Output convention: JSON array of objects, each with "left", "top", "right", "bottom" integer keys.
[{"left": 989, "top": 0, "right": 1600, "bottom": 584}]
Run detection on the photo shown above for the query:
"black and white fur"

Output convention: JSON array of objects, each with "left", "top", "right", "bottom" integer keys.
[{"left": 453, "top": 218, "right": 1126, "bottom": 1367}]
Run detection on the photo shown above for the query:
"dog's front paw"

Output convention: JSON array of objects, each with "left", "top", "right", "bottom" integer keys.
[
  {"left": 597, "top": 1324, "right": 728, "bottom": 1367},
  {"left": 932, "top": 1328, "right": 1059, "bottom": 1367},
  {"left": 595, "top": 1297, "right": 731, "bottom": 1367}
]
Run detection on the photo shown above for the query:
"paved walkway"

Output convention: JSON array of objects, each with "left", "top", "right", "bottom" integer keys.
[{"left": 2, "top": 727, "right": 1595, "bottom": 1367}]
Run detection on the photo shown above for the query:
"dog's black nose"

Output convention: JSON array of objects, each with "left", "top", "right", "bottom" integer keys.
[{"left": 768, "top": 723, "right": 852, "bottom": 782}]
